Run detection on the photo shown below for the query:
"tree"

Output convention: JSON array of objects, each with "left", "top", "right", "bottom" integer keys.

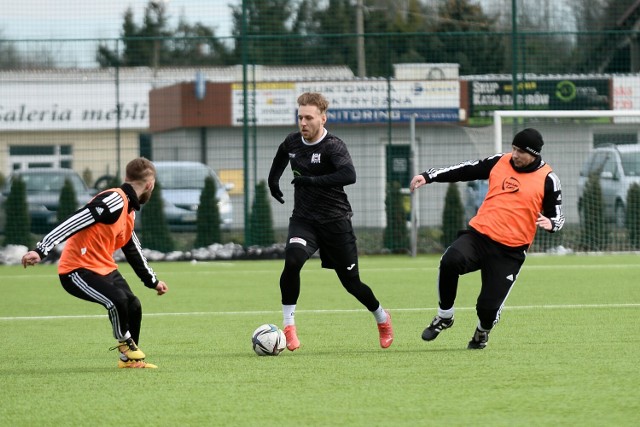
[
  {"left": 194, "top": 176, "right": 221, "bottom": 248},
  {"left": 441, "top": 182, "right": 465, "bottom": 248},
  {"left": 3, "top": 177, "right": 32, "bottom": 248},
  {"left": 626, "top": 183, "right": 640, "bottom": 249},
  {"left": 580, "top": 172, "right": 608, "bottom": 251},
  {"left": 573, "top": 0, "right": 637, "bottom": 72},
  {"left": 140, "top": 180, "right": 174, "bottom": 252},
  {"left": 0, "top": 34, "right": 22, "bottom": 69},
  {"left": 97, "top": 1, "right": 230, "bottom": 68},
  {"left": 387, "top": 0, "right": 430, "bottom": 65},
  {"left": 0, "top": 30, "right": 57, "bottom": 69},
  {"left": 310, "top": 0, "right": 359, "bottom": 73},
  {"left": 424, "top": 0, "right": 506, "bottom": 75},
  {"left": 57, "top": 178, "right": 78, "bottom": 224},
  {"left": 230, "top": 0, "right": 296, "bottom": 65},
  {"left": 383, "top": 180, "right": 409, "bottom": 253},
  {"left": 169, "top": 16, "right": 232, "bottom": 66},
  {"left": 248, "top": 180, "right": 276, "bottom": 247}
]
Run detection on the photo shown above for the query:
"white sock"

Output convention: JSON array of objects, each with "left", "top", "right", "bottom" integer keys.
[
  {"left": 437, "top": 307, "right": 454, "bottom": 319},
  {"left": 282, "top": 304, "right": 296, "bottom": 326},
  {"left": 373, "top": 305, "right": 388, "bottom": 324}
]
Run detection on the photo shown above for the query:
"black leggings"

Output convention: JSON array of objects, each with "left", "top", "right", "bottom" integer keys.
[
  {"left": 59, "top": 269, "right": 143, "bottom": 343},
  {"left": 280, "top": 246, "right": 380, "bottom": 312},
  {"left": 438, "top": 231, "right": 525, "bottom": 330}
]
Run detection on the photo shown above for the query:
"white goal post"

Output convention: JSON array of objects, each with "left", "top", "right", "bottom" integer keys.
[{"left": 493, "top": 110, "right": 640, "bottom": 153}]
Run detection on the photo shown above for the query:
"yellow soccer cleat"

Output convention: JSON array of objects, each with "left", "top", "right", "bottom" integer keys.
[
  {"left": 110, "top": 338, "right": 146, "bottom": 361},
  {"left": 118, "top": 359, "right": 158, "bottom": 369}
]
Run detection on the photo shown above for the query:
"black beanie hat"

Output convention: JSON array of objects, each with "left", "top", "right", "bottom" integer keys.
[{"left": 512, "top": 128, "right": 544, "bottom": 156}]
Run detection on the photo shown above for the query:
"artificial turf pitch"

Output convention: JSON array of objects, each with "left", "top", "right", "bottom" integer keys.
[{"left": 1, "top": 254, "right": 638, "bottom": 426}]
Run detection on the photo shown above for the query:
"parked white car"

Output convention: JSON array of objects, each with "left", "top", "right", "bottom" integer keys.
[{"left": 577, "top": 144, "right": 640, "bottom": 227}]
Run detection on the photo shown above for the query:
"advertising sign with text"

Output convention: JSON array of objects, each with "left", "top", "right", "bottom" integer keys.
[
  {"left": 469, "top": 78, "right": 611, "bottom": 122},
  {"left": 612, "top": 76, "right": 640, "bottom": 123},
  {"left": 296, "top": 80, "right": 459, "bottom": 123},
  {"left": 231, "top": 82, "right": 297, "bottom": 126},
  {"left": 0, "top": 82, "right": 149, "bottom": 131}
]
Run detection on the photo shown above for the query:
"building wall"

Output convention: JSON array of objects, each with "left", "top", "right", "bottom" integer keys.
[
  {"left": 152, "top": 122, "right": 640, "bottom": 229},
  {"left": 0, "top": 130, "right": 141, "bottom": 185}
]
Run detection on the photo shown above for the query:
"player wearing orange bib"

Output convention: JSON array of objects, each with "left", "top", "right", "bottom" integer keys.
[
  {"left": 21, "top": 158, "right": 168, "bottom": 368},
  {"left": 410, "top": 128, "right": 564, "bottom": 349}
]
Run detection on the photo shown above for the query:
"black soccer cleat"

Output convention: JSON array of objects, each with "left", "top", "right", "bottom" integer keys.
[
  {"left": 421, "top": 315, "right": 454, "bottom": 341},
  {"left": 467, "top": 327, "right": 489, "bottom": 350}
]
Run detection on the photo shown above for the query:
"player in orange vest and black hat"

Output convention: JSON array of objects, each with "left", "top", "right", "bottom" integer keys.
[{"left": 410, "top": 128, "right": 564, "bottom": 349}]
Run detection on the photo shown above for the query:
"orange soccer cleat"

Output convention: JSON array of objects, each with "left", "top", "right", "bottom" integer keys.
[
  {"left": 283, "top": 325, "right": 300, "bottom": 351},
  {"left": 377, "top": 310, "right": 394, "bottom": 349}
]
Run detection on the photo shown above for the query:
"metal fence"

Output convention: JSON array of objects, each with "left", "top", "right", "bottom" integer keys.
[{"left": 3, "top": 12, "right": 640, "bottom": 254}]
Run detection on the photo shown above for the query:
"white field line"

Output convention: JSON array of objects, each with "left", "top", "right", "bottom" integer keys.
[
  {"left": 5, "top": 263, "right": 640, "bottom": 281},
  {"left": 1, "top": 303, "right": 639, "bottom": 321}
]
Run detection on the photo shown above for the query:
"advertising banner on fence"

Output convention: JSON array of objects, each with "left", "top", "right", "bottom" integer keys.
[
  {"left": 612, "top": 75, "right": 640, "bottom": 123},
  {"left": 468, "top": 78, "right": 611, "bottom": 123},
  {"left": 296, "top": 80, "right": 459, "bottom": 124},
  {"left": 231, "top": 82, "right": 297, "bottom": 126},
  {"left": 0, "top": 81, "right": 149, "bottom": 131},
  {"left": 231, "top": 80, "right": 460, "bottom": 126}
]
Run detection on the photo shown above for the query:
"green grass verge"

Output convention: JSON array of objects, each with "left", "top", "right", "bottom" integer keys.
[{"left": 1, "top": 254, "right": 638, "bottom": 426}]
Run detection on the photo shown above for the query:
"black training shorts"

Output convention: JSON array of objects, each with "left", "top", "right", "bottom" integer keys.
[{"left": 286, "top": 217, "right": 359, "bottom": 273}]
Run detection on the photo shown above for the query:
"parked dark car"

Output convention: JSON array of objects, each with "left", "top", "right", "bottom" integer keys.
[{"left": 1, "top": 168, "right": 95, "bottom": 234}]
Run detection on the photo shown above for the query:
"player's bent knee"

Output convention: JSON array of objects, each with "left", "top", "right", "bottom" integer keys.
[
  {"left": 284, "top": 247, "right": 308, "bottom": 271},
  {"left": 129, "top": 296, "right": 142, "bottom": 314},
  {"left": 440, "top": 247, "right": 467, "bottom": 272}
]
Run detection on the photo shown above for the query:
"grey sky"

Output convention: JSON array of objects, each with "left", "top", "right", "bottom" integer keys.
[{"left": 0, "top": 0, "right": 237, "bottom": 40}]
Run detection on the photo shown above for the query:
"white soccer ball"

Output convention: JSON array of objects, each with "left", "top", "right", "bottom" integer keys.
[{"left": 252, "top": 324, "right": 286, "bottom": 356}]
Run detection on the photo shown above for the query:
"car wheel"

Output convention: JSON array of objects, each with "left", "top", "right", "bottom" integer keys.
[{"left": 615, "top": 201, "right": 626, "bottom": 229}]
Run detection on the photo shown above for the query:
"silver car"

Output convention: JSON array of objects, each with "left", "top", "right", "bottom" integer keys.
[
  {"left": 151, "top": 161, "right": 234, "bottom": 231},
  {"left": 577, "top": 145, "right": 640, "bottom": 227}
]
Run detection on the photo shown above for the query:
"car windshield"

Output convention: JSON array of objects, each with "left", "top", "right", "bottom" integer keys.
[
  {"left": 156, "top": 165, "right": 211, "bottom": 190},
  {"left": 620, "top": 151, "right": 640, "bottom": 176},
  {"left": 17, "top": 172, "right": 87, "bottom": 193}
]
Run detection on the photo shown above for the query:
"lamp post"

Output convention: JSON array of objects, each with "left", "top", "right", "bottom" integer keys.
[{"left": 356, "top": 0, "right": 366, "bottom": 77}]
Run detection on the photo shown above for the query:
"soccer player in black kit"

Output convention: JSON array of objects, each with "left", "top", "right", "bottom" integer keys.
[{"left": 268, "top": 92, "right": 394, "bottom": 351}]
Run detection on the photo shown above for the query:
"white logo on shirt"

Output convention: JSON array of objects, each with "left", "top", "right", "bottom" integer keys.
[
  {"left": 311, "top": 153, "right": 321, "bottom": 164},
  {"left": 81, "top": 247, "right": 87, "bottom": 255}
]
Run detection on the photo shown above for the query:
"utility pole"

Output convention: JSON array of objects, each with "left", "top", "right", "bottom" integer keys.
[{"left": 356, "top": 0, "right": 366, "bottom": 77}]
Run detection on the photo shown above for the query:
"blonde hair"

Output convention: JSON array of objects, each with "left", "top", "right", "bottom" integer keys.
[
  {"left": 297, "top": 92, "right": 329, "bottom": 114},
  {"left": 125, "top": 157, "right": 156, "bottom": 183}
]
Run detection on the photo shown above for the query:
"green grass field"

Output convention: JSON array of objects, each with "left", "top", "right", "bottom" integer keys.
[{"left": 1, "top": 254, "right": 639, "bottom": 426}]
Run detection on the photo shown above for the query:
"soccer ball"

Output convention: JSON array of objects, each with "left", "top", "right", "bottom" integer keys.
[{"left": 252, "top": 324, "right": 286, "bottom": 356}]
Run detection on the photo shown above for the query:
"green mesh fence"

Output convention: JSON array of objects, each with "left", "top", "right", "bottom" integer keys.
[{"left": 2, "top": 0, "right": 640, "bottom": 254}]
